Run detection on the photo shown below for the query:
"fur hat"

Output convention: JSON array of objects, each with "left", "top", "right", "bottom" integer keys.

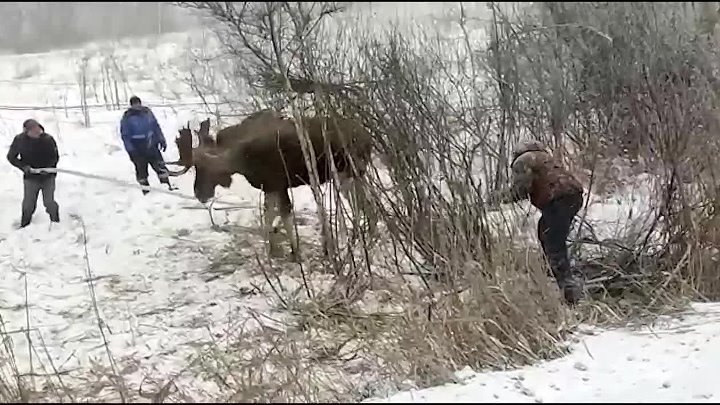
[
  {"left": 22, "top": 119, "right": 44, "bottom": 132},
  {"left": 23, "top": 118, "right": 40, "bottom": 130},
  {"left": 512, "top": 139, "right": 547, "bottom": 163}
]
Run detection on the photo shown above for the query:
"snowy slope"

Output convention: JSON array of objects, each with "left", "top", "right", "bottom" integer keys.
[
  {"left": 0, "top": 30, "right": 377, "bottom": 401},
  {"left": 367, "top": 303, "right": 720, "bottom": 403},
  {"left": 0, "top": 32, "right": 313, "bottom": 400},
  {"left": 0, "top": 21, "right": 714, "bottom": 404}
]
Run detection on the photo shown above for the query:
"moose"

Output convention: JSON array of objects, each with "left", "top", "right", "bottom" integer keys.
[{"left": 165, "top": 110, "right": 375, "bottom": 261}]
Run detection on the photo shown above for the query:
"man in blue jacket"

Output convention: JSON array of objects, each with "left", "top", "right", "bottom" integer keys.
[{"left": 120, "top": 96, "right": 175, "bottom": 194}]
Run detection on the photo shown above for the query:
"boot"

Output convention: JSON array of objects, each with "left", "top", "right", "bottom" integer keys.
[
  {"left": 558, "top": 276, "right": 583, "bottom": 306},
  {"left": 160, "top": 178, "right": 176, "bottom": 191},
  {"left": 139, "top": 179, "right": 150, "bottom": 195}
]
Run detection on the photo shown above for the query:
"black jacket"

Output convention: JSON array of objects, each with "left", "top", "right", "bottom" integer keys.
[{"left": 7, "top": 132, "right": 59, "bottom": 179}]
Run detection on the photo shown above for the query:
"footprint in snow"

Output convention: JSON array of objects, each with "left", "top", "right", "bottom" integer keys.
[{"left": 693, "top": 394, "right": 713, "bottom": 399}]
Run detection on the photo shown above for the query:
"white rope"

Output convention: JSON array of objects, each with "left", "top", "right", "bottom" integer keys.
[{"left": 32, "top": 167, "right": 255, "bottom": 209}]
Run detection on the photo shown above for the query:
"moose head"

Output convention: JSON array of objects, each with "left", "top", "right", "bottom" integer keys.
[{"left": 166, "top": 118, "right": 233, "bottom": 203}]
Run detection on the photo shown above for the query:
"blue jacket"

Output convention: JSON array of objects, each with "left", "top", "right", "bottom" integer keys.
[{"left": 119, "top": 106, "right": 166, "bottom": 154}]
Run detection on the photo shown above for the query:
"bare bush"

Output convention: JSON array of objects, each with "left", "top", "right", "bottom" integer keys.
[
  {"left": 76, "top": 55, "right": 91, "bottom": 127},
  {"left": 484, "top": 2, "right": 720, "bottom": 302},
  {"left": 98, "top": 44, "right": 130, "bottom": 111},
  {"left": 165, "top": 0, "right": 720, "bottom": 401},
  {"left": 167, "top": 1, "right": 568, "bottom": 401},
  {"left": 0, "top": 315, "right": 23, "bottom": 402}
]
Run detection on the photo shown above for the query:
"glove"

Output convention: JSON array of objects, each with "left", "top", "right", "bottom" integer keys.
[
  {"left": 485, "top": 190, "right": 503, "bottom": 211},
  {"left": 159, "top": 140, "right": 167, "bottom": 152}
]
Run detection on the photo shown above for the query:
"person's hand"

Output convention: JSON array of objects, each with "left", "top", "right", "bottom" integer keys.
[
  {"left": 484, "top": 190, "right": 503, "bottom": 211},
  {"left": 21, "top": 166, "right": 33, "bottom": 174}
]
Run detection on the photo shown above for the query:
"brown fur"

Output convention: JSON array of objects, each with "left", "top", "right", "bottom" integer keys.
[
  {"left": 512, "top": 150, "right": 584, "bottom": 209},
  {"left": 167, "top": 110, "right": 374, "bottom": 260}
]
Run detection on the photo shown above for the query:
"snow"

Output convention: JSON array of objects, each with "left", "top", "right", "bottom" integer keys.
[
  {"left": 0, "top": 19, "right": 715, "bottom": 403},
  {"left": 0, "top": 32, "right": 324, "bottom": 400},
  {"left": 366, "top": 302, "right": 720, "bottom": 403}
]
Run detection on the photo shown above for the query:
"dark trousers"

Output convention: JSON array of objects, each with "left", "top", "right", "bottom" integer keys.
[
  {"left": 537, "top": 191, "right": 583, "bottom": 303},
  {"left": 21, "top": 176, "right": 60, "bottom": 227},
  {"left": 129, "top": 147, "right": 171, "bottom": 192}
]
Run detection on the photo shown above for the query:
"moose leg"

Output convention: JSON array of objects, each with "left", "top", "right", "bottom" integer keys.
[
  {"left": 264, "top": 190, "right": 300, "bottom": 262},
  {"left": 278, "top": 189, "right": 301, "bottom": 263},
  {"left": 338, "top": 174, "right": 358, "bottom": 240},
  {"left": 339, "top": 174, "right": 377, "bottom": 240},
  {"left": 264, "top": 191, "right": 285, "bottom": 259}
]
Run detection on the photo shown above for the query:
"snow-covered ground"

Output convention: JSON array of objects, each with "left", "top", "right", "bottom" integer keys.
[
  {"left": 0, "top": 31, "right": 330, "bottom": 401},
  {"left": 0, "top": 11, "right": 715, "bottom": 403},
  {"left": 367, "top": 302, "right": 720, "bottom": 403}
]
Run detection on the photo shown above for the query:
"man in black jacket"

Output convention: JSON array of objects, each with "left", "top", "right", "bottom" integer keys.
[{"left": 7, "top": 119, "right": 60, "bottom": 228}]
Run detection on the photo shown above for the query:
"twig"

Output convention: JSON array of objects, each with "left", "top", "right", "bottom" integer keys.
[
  {"left": 208, "top": 198, "right": 218, "bottom": 229},
  {"left": 78, "top": 216, "right": 127, "bottom": 402},
  {"left": 0, "top": 305, "right": 24, "bottom": 400},
  {"left": 254, "top": 250, "right": 289, "bottom": 309},
  {"left": 0, "top": 327, "right": 40, "bottom": 336},
  {"left": 35, "top": 330, "right": 75, "bottom": 402},
  {"left": 17, "top": 370, "right": 74, "bottom": 377},
  {"left": 180, "top": 205, "right": 247, "bottom": 211},
  {"left": 22, "top": 272, "right": 35, "bottom": 392}
]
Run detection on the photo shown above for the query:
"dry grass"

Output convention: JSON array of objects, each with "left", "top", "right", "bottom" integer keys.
[
  {"left": 160, "top": 1, "right": 720, "bottom": 402},
  {"left": 4, "top": 2, "right": 720, "bottom": 403}
]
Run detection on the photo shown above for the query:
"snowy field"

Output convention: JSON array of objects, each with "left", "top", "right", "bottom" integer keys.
[
  {"left": 0, "top": 5, "right": 715, "bottom": 402},
  {"left": 367, "top": 302, "right": 720, "bottom": 403},
  {"left": 0, "top": 31, "right": 329, "bottom": 400}
]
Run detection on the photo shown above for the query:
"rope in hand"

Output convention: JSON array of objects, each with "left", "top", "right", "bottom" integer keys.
[{"left": 31, "top": 167, "right": 255, "bottom": 210}]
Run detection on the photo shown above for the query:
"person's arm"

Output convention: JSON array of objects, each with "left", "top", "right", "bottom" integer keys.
[
  {"left": 119, "top": 116, "right": 135, "bottom": 153},
  {"left": 490, "top": 156, "right": 534, "bottom": 206},
  {"left": 149, "top": 110, "right": 167, "bottom": 147},
  {"left": 6, "top": 135, "right": 23, "bottom": 170},
  {"left": 48, "top": 136, "right": 59, "bottom": 167}
]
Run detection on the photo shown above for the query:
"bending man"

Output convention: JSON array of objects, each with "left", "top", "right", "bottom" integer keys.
[{"left": 491, "top": 140, "right": 584, "bottom": 305}]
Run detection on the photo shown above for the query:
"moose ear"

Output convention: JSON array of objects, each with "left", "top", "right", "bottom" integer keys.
[
  {"left": 175, "top": 127, "right": 194, "bottom": 167},
  {"left": 199, "top": 118, "right": 211, "bottom": 134},
  {"left": 196, "top": 118, "right": 215, "bottom": 146}
]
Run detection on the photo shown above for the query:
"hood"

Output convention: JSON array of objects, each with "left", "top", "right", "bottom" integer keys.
[
  {"left": 123, "top": 105, "right": 149, "bottom": 118},
  {"left": 511, "top": 139, "right": 547, "bottom": 163},
  {"left": 22, "top": 119, "right": 45, "bottom": 134}
]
